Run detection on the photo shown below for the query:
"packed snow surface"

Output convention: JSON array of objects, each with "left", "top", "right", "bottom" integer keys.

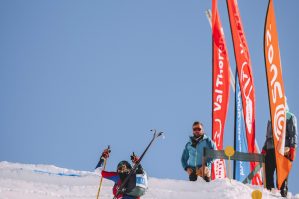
[{"left": 0, "top": 161, "right": 298, "bottom": 199}]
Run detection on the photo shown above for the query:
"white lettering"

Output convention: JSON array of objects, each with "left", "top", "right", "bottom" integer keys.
[
  {"left": 266, "top": 26, "right": 285, "bottom": 145},
  {"left": 213, "top": 45, "right": 226, "bottom": 113},
  {"left": 214, "top": 102, "right": 221, "bottom": 111}
]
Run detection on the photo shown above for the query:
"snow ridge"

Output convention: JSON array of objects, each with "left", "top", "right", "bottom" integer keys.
[{"left": 0, "top": 161, "right": 298, "bottom": 199}]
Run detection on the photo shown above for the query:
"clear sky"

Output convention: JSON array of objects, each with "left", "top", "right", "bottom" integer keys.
[{"left": 1, "top": 0, "right": 298, "bottom": 194}]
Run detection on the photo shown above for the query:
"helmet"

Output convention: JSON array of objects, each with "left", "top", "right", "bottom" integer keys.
[{"left": 117, "top": 160, "right": 132, "bottom": 173}]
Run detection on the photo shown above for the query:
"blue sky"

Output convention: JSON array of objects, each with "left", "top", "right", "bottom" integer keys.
[{"left": 1, "top": 0, "right": 298, "bottom": 194}]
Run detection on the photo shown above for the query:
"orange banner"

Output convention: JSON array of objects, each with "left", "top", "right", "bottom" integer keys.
[
  {"left": 226, "top": 0, "right": 262, "bottom": 185},
  {"left": 264, "top": 0, "right": 291, "bottom": 189},
  {"left": 211, "top": 0, "right": 230, "bottom": 179}
]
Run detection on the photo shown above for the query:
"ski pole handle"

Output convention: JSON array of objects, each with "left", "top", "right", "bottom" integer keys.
[{"left": 101, "top": 145, "right": 111, "bottom": 159}]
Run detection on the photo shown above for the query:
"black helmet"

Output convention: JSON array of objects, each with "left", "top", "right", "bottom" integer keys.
[{"left": 117, "top": 160, "right": 132, "bottom": 173}]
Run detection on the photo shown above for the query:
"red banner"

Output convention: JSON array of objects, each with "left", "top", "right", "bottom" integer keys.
[
  {"left": 264, "top": 0, "right": 292, "bottom": 189},
  {"left": 226, "top": 0, "right": 262, "bottom": 185},
  {"left": 211, "top": 0, "right": 230, "bottom": 179}
]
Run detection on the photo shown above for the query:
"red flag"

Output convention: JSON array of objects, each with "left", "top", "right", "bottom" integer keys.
[
  {"left": 211, "top": 0, "right": 230, "bottom": 179},
  {"left": 226, "top": 0, "right": 262, "bottom": 185},
  {"left": 264, "top": 0, "right": 291, "bottom": 189}
]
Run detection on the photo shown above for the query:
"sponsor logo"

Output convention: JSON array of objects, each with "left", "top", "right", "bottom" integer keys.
[
  {"left": 240, "top": 60, "right": 253, "bottom": 136},
  {"left": 213, "top": 119, "right": 222, "bottom": 148},
  {"left": 273, "top": 104, "right": 285, "bottom": 141},
  {"left": 213, "top": 35, "right": 225, "bottom": 113},
  {"left": 265, "top": 24, "right": 286, "bottom": 143},
  {"left": 214, "top": 159, "right": 226, "bottom": 178},
  {"left": 213, "top": 25, "right": 227, "bottom": 149}
]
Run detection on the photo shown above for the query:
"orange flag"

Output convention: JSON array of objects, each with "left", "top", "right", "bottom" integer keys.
[
  {"left": 264, "top": 0, "right": 292, "bottom": 189},
  {"left": 211, "top": 0, "right": 230, "bottom": 179},
  {"left": 226, "top": 0, "right": 262, "bottom": 185}
]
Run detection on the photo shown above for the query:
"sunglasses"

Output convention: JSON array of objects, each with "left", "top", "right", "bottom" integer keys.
[{"left": 193, "top": 127, "right": 202, "bottom": 131}]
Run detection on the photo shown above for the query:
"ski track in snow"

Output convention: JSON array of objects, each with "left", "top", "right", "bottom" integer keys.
[{"left": 0, "top": 161, "right": 298, "bottom": 199}]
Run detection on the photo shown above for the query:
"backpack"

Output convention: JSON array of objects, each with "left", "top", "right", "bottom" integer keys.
[{"left": 126, "top": 171, "right": 148, "bottom": 197}]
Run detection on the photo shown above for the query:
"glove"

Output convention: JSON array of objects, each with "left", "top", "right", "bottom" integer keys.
[
  {"left": 196, "top": 167, "right": 203, "bottom": 177},
  {"left": 130, "top": 152, "right": 139, "bottom": 164},
  {"left": 186, "top": 167, "right": 193, "bottom": 175},
  {"left": 196, "top": 166, "right": 210, "bottom": 178},
  {"left": 101, "top": 148, "right": 111, "bottom": 159},
  {"left": 261, "top": 149, "right": 266, "bottom": 156},
  {"left": 289, "top": 147, "right": 296, "bottom": 161}
]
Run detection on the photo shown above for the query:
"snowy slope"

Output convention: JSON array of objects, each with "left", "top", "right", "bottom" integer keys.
[{"left": 0, "top": 161, "right": 298, "bottom": 199}]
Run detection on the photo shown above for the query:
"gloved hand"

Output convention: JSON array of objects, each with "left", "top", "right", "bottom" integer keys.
[
  {"left": 289, "top": 147, "right": 296, "bottom": 161},
  {"left": 196, "top": 166, "right": 210, "bottom": 178},
  {"left": 261, "top": 149, "right": 266, "bottom": 156},
  {"left": 186, "top": 167, "right": 193, "bottom": 175},
  {"left": 196, "top": 167, "right": 203, "bottom": 177},
  {"left": 101, "top": 148, "right": 111, "bottom": 159},
  {"left": 130, "top": 152, "right": 139, "bottom": 164}
]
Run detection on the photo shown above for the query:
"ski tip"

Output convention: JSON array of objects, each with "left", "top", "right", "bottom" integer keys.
[
  {"left": 150, "top": 129, "right": 157, "bottom": 133},
  {"left": 150, "top": 129, "right": 165, "bottom": 139},
  {"left": 159, "top": 132, "right": 166, "bottom": 139}
]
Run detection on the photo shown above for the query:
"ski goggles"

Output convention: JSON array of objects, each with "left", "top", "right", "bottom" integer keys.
[{"left": 193, "top": 127, "right": 202, "bottom": 131}]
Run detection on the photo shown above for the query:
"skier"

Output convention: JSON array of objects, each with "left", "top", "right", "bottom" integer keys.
[
  {"left": 261, "top": 103, "right": 297, "bottom": 197},
  {"left": 181, "top": 121, "right": 217, "bottom": 182},
  {"left": 96, "top": 149, "right": 147, "bottom": 199}
]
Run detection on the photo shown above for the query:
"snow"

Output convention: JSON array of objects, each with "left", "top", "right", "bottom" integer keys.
[{"left": 0, "top": 161, "right": 298, "bottom": 199}]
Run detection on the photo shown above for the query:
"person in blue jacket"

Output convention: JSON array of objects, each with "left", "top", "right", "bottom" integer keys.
[{"left": 181, "top": 121, "right": 216, "bottom": 182}]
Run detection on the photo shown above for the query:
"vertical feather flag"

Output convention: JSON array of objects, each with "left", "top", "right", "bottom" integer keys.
[
  {"left": 234, "top": 73, "right": 250, "bottom": 181},
  {"left": 211, "top": 0, "right": 230, "bottom": 179},
  {"left": 226, "top": 0, "right": 262, "bottom": 185},
  {"left": 264, "top": 0, "right": 291, "bottom": 189}
]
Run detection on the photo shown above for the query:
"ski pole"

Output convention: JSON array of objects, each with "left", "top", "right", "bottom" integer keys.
[
  {"left": 96, "top": 146, "right": 110, "bottom": 199},
  {"left": 96, "top": 158, "right": 107, "bottom": 199}
]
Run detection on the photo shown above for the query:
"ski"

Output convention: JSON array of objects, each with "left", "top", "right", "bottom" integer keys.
[{"left": 113, "top": 129, "right": 164, "bottom": 199}]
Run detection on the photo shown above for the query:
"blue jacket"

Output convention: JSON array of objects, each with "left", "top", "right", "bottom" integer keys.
[{"left": 181, "top": 135, "right": 217, "bottom": 170}]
